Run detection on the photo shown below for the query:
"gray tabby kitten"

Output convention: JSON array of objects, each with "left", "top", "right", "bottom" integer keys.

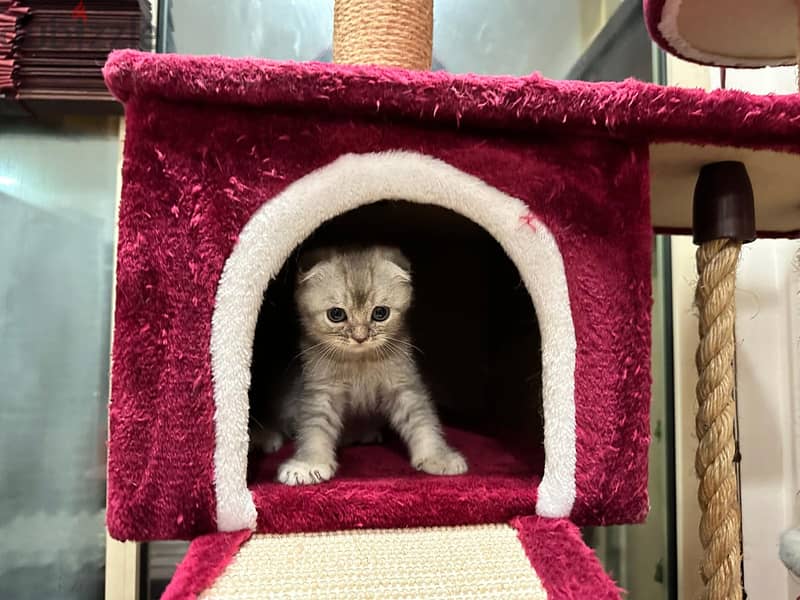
[{"left": 254, "top": 245, "right": 467, "bottom": 485}]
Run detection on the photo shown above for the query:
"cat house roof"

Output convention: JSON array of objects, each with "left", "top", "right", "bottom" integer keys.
[{"left": 106, "top": 49, "right": 800, "bottom": 237}]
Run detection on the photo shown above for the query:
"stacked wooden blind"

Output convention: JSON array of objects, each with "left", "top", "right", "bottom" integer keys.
[
  {"left": 1, "top": 0, "right": 151, "bottom": 115},
  {"left": 0, "top": 2, "right": 28, "bottom": 96}
]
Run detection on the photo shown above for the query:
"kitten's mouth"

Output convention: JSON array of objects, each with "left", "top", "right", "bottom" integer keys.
[
  {"left": 345, "top": 340, "right": 375, "bottom": 352},
  {"left": 337, "top": 338, "right": 385, "bottom": 357}
]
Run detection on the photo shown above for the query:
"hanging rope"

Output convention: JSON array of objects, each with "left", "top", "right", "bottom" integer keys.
[
  {"left": 694, "top": 238, "right": 743, "bottom": 600},
  {"left": 333, "top": 0, "right": 433, "bottom": 70},
  {"left": 692, "top": 160, "right": 753, "bottom": 600}
]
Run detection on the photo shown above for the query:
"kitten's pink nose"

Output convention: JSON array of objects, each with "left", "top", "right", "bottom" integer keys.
[{"left": 352, "top": 326, "right": 369, "bottom": 343}]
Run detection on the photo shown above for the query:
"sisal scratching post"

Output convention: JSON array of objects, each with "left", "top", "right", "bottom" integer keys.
[
  {"left": 333, "top": 0, "right": 433, "bottom": 70},
  {"left": 693, "top": 162, "right": 755, "bottom": 600},
  {"left": 694, "top": 238, "right": 742, "bottom": 600}
]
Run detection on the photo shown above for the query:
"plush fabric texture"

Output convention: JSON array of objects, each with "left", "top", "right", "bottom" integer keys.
[
  {"left": 105, "top": 50, "right": 800, "bottom": 155},
  {"left": 104, "top": 50, "right": 652, "bottom": 540},
  {"left": 513, "top": 516, "right": 622, "bottom": 599},
  {"left": 251, "top": 427, "right": 542, "bottom": 533},
  {"left": 161, "top": 529, "right": 252, "bottom": 600}
]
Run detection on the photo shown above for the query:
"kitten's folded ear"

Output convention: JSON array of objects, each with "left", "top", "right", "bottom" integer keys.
[
  {"left": 296, "top": 246, "right": 335, "bottom": 284},
  {"left": 377, "top": 246, "right": 412, "bottom": 283}
]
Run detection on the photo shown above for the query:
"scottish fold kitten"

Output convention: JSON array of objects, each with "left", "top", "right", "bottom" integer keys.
[{"left": 254, "top": 245, "right": 467, "bottom": 485}]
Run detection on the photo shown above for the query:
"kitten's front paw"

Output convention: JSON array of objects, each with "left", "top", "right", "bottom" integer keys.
[
  {"left": 414, "top": 449, "right": 468, "bottom": 476},
  {"left": 277, "top": 458, "right": 336, "bottom": 485}
]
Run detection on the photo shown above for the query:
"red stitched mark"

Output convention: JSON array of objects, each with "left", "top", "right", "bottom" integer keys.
[
  {"left": 520, "top": 212, "right": 537, "bottom": 231},
  {"left": 71, "top": 0, "right": 87, "bottom": 22}
]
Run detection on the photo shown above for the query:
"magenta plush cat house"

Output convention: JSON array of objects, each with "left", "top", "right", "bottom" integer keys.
[
  {"left": 103, "top": 47, "right": 800, "bottom": 580},
  {"left": 105, "top": 51, "right": 800, "bottom": 598},
  {"left": 102, "top": 45, "right": 800, "bottom": 598},
  {"left": 103, "top": 49, "right": 662, "bottom": 543}
]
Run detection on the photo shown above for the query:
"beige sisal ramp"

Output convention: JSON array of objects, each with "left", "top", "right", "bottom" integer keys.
[{"left": 200, "top": 525, "right": 548, "bottom": 600}]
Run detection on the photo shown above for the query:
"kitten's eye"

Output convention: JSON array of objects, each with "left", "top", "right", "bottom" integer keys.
[
  {"left": 371, "top": 306, "right": 390, "bottom": 322},
  {"left": 326, "top": 307, "right": 347, "bottom": 323}
]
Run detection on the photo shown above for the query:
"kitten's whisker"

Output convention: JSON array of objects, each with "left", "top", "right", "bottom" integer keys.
[
  {"left": 384, "top": 338, "right": 410, "bottom": 355},
  {"left": 326, "top": 345, "right": 340, "bottom": 368},
  {"left": 307, "top": 342, "right": 337, "bottom": 376},
  {"left": 376, "top": 344, "right": 389, "bottom": 364},
  {"left": 381, "top": 340, "right": 413, "bottom": 364},
  {"left": 321, "top": 345, "right": 338, "bottom": 369},
  {"left": 282, "top": 340, "right": 329, "bottom": 376},
  {"left": 290, "top": 341, "right": 328, "bottom": 363},
  {"left": 385, "top": 336, "right": 424, "bottom": 356}
]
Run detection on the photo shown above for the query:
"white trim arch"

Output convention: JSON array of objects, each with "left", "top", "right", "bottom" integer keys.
[{"left": 210, "top": 151, "right": 577, "bottom": 531}]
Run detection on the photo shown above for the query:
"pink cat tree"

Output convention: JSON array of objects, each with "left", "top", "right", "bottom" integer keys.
[{"left": 103, "top": 1, "right": 800, "bottom": 598}]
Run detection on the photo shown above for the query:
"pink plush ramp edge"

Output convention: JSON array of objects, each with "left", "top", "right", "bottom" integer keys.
[
  {"left": 161, "top": 529, "right": 252, "bottom": 600},
  {"left": 103, "top": 49, "right": 800, "bottom": 154},
  {"left": 513, "top": 516, "right": 622, "bottom": 599}
]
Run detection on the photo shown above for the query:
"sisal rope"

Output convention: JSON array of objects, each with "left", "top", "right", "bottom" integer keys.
[
  {"left": 333, "top": 0, "right": 433, "bottom": 70},
  {"left": 694, "top": 238, "right": 743, "bottom": 600}
]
